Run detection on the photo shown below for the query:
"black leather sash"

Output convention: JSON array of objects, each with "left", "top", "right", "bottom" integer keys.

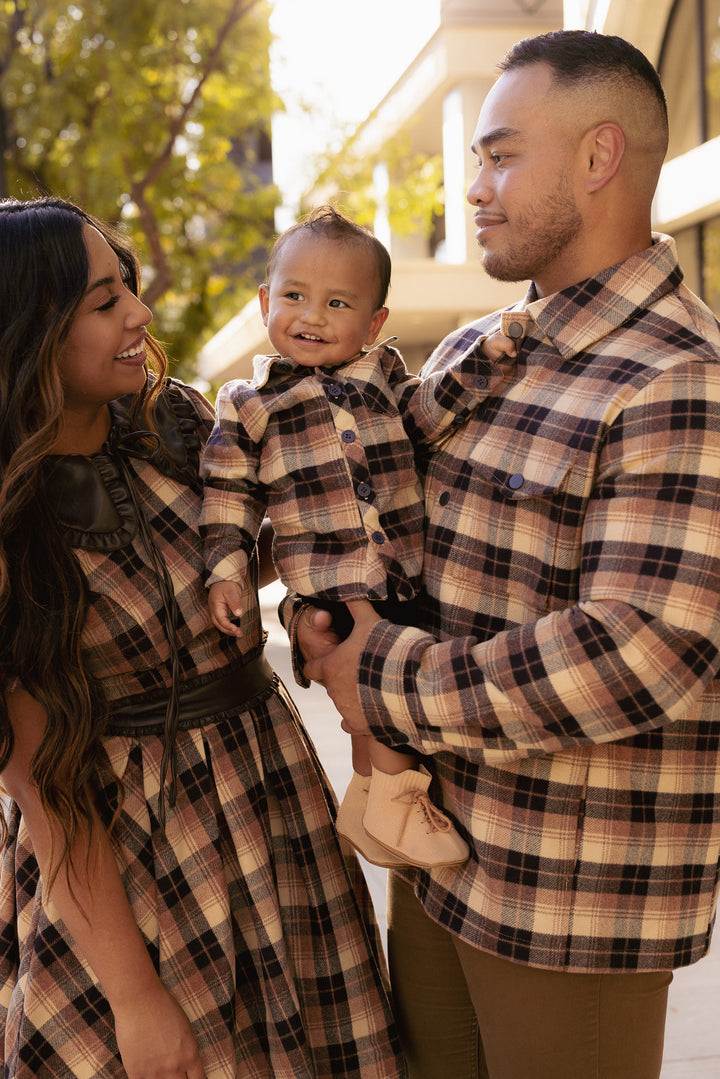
[{"left": 106, "top": 652, "right": 275, "bottom": 736}]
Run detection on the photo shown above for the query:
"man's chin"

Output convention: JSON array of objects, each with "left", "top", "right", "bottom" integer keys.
[{"left": 481, "top": 253, "right": 528, "bottom": 284}]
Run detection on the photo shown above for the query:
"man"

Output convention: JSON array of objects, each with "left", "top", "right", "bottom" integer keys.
[{"left": 295, "top": 30, "right": 720, "bottom": 1079}]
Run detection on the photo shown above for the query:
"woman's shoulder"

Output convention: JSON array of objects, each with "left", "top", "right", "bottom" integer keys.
[
  {"left": 110, "top": 376, "right": 214, "bottom": 438},
  {"left": 142, "top": 378, "right": 211, "bottom": 485},
  {"left": 156, "top": 377, "right": 215, "bottom": 429}
]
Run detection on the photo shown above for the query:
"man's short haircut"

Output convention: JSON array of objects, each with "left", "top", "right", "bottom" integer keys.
[
  {"left": 266, "top": 205, "right": 391, "bottom": 309},
  {"left": 500, "top": 29, "right": 668, "bottom": 134}
]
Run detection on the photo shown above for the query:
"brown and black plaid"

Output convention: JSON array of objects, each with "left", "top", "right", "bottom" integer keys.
[
  {"left": 200, "top": 342, "right": 497, "bottom": 610},
  {"left": 0, "top": 383, "right": 405, "bottom": 1078},
  {"left": 357, "top": 235, "right": 720, "bottom": 975}
]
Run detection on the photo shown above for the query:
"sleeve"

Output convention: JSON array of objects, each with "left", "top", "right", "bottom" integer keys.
[
  {"left": 356, "top": 360, "right": 720, "bottom": 765},
  {"left": 277, "top": 590, "right": 313, "bottom": 688},
  {"left": 394, "top": 326, "right": 518, "bottom": 447},
  {"left": 199, "top": 380, "right": 269, "bottom": 587}
]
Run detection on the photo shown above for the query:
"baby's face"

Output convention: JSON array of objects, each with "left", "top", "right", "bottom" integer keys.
[{"left": 258, "top": 233, "right": 388, "bottom": 368}]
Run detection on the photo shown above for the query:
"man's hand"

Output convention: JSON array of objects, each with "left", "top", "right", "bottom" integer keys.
[
  {"left": 296, "top": 604, "right": 340, "bottom": 664},
  {"left": 304, "top": 600, "right": 381, "bottom": 734}
]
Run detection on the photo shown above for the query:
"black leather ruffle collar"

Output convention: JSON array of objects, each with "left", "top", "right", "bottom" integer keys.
[{"left": 44, "top": 380, "right": 202, "bottom": 551}]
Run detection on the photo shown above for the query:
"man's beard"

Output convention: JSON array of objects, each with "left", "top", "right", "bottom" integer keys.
[{"left": 481, "top": 182, "right": 583, "bottom": 285}]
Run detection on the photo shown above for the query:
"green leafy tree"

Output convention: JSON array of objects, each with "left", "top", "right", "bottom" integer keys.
[
  {"left": 305, "top": 124, "right": 444, "bottom": 248},
  {"left": 0, "top": 0, "right": 279, "bottom": 376}
]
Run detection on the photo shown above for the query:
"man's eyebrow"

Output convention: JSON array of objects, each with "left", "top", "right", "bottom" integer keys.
[{"left": 471, "top": 127, "right": 522, "bottom": 154}]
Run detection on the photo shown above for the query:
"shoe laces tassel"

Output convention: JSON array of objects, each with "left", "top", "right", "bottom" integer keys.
[{"left": 391, "top": 789, "right": 453, "bottom": 843}]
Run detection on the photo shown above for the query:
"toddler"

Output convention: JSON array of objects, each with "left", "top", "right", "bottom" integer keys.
[{"left": 200, "top": 206, "right": 517, "bottom": 869}]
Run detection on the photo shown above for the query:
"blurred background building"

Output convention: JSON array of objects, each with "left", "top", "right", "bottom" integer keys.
[{"left": 199, "top": 0, "right": 720, "bottom": 384}]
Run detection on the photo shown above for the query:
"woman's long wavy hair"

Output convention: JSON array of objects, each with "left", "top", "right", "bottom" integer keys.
[{"left": 0, "top": 196, "right": 167, "bottom": 880}]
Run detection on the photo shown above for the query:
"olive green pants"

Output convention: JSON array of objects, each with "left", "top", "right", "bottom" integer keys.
[{"left": 387, "top": 874, "right": 672, "bottom": 1079}]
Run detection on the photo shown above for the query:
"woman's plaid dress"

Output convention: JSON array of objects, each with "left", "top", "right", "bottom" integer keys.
[{"left": 0, "top": 381, "right": 405, "bottom": 1078}]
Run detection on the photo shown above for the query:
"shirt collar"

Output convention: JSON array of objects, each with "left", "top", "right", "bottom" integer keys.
[
  {"left": 251, "top": 340, "right": 395, "bottom": 389},
  {"left": 515, "top": 234, "right": 683, "bottom": 361},
  {"left": 251, "top": 352, "right": 283, "bottom": 388}
]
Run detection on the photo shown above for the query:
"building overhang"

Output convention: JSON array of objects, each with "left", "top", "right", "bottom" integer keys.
[{"left": 653, "top": 137, "right": 720, "bottom": 233}]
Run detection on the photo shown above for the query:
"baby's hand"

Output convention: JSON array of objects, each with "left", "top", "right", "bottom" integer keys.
[
  {"left": 481, "top": 330, "right": 518, "bottom": 361},
  {"left": 208, "top": 580, "right": 244, "bottom": 637}
]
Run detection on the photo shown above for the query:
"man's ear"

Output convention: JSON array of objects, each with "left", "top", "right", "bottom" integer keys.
[
  {"left": 365, "top": 306, "right": 389, "bottom": 346},
  {"left": 584, "top": 122, "right": 625, "bottom": 193},
  {"left": 258, "top": 283, "right": 270, "bottom": 326}
]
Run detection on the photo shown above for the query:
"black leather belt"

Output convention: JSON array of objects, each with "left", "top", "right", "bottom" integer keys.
[{"left": 106, "top": 651, "right": 276, "bottom": 736}]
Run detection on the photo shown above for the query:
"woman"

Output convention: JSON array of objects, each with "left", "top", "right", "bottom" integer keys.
[{"left": 0, "top": 196, "right": 405, "bottom": 1079}]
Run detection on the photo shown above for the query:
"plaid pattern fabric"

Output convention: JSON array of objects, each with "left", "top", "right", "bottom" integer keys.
[
  {"left": 0, "top": 383, "right": 405, "bottom": 1077},
  {"left": 357, "top": 236, "right": 720, "bottom": 973},
  {"left": 200, "top": 343, "right": 487, "bottom": 607}
]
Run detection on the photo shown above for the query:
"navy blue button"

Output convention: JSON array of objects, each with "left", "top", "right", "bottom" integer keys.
[
  {"left": 357, "top": 482, "right": 372, "bottom": 498},
  {"left": 439, "top": 491, "right": 450, "bottom": 506},
  {"left": 341, "top": 430, "right": 355, "bottom": 443},
  {"left": 327, "top": 383, "right": 343, "bottom": 397},
  {"left": 508, "top": 473, "right": 524, "bottom": 490},
  {"left": 475, "top": 374, "right": 488, "bottom": 389},
  {"left": 371, "top": 531, "right": 385, "bottom": 544}
]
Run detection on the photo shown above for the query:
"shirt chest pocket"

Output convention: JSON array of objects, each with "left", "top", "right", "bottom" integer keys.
[
  {"left": 468, "top": 428, "right": 581, "bottom": 501},
  {"left": 459, "top": 425, "right": 594, "bottom": 610}
]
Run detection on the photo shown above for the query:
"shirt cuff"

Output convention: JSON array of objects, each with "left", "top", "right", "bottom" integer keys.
[
  {"left": 278, "top": 591, "right": 312, "bottom": 688},
  {"left": 356, "top": 619, "right": 429, "bottom": 748}
]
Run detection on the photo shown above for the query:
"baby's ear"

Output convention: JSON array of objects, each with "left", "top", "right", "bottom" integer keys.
[
  {"left": 258, "top": 283, "right": 270, "bottom": 325},
  {"left": 366, "top": 306, "right": 389, "bottom": 345}
]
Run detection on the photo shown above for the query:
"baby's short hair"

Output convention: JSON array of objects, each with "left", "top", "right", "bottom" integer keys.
[{"left": 266, "top": 205, "right": 391, "bottom": 309}]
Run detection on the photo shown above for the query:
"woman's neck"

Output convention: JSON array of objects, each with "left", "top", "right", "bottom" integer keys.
[{"left": 52, "top": 404, "right": 112, "bottom": 454}]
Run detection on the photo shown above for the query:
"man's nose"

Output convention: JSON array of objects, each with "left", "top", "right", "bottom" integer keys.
[{"left": 466, "top": 168, "right": 491, "bottom": 206}]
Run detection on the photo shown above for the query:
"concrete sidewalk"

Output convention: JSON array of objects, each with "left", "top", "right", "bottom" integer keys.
[{"left": 260, "top": 584, "right": 720, "bottom": 1078}]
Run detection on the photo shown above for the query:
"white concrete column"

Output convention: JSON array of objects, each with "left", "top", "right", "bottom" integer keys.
[
  {"left": 372, "top": 162, "right": 392, "bottom": 253},
  {"left": 441, "top": 78, "right": 492, "bottom": 263}
]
